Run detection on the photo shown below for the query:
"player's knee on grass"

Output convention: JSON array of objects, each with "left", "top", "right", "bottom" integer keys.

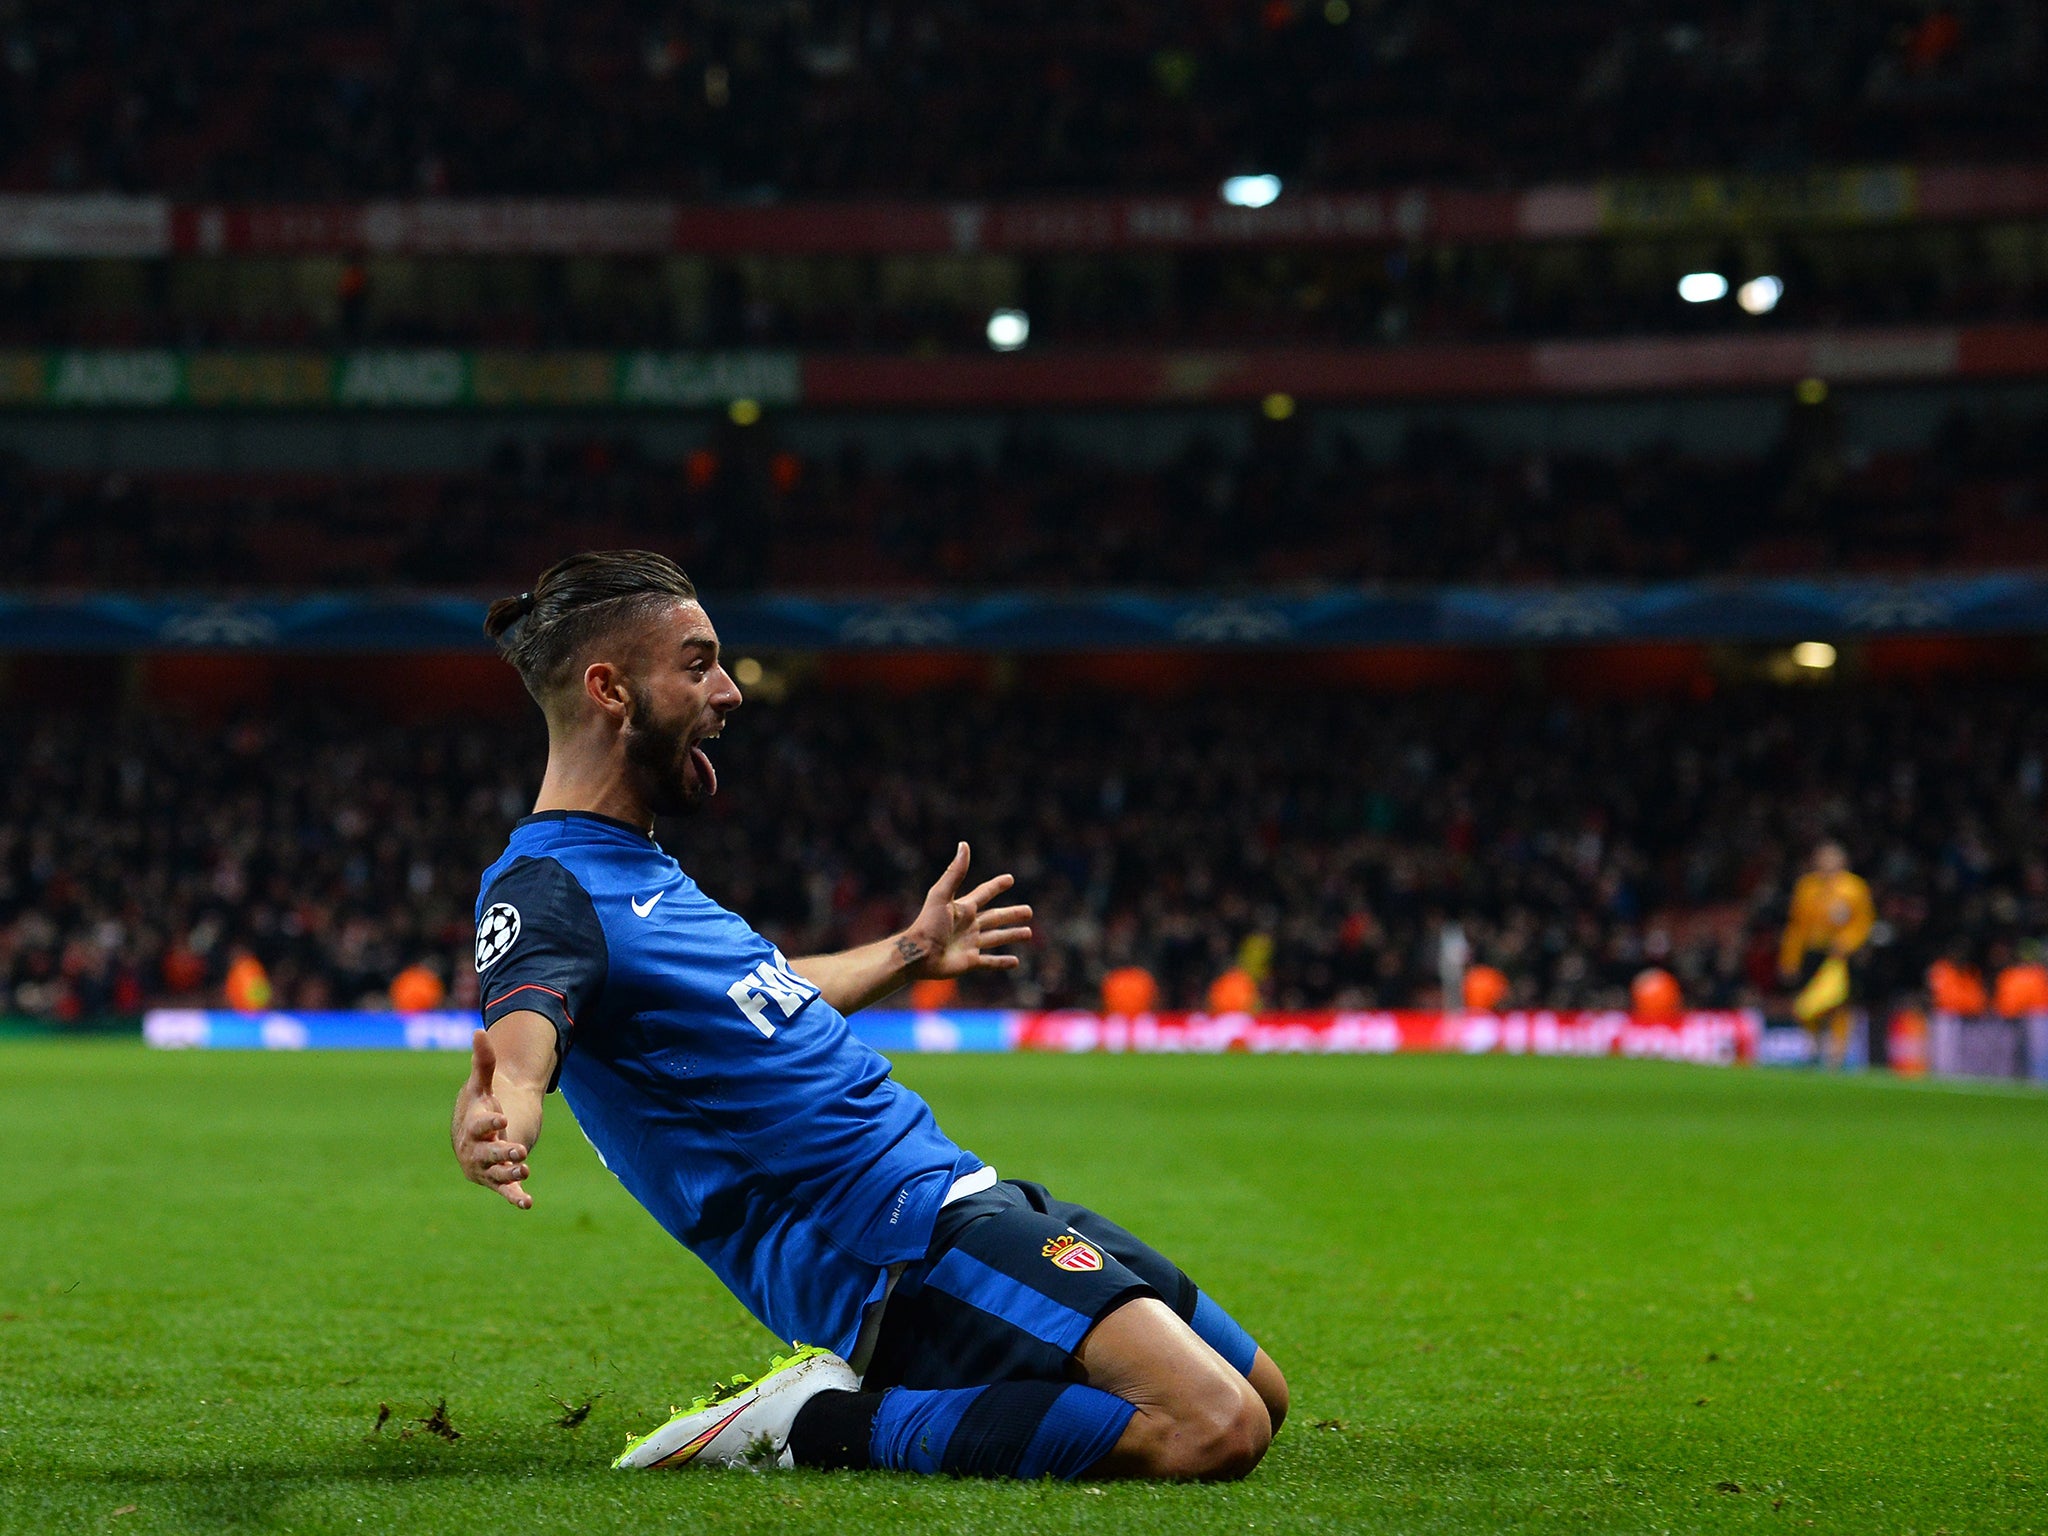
[
  {"left": 1075, "top": 1297, "right": 1274, "bottom": 1480},
  {"left": 1097, "top": 1329, "right": 1270, "bottom": 1476},
  {"left": 1122, "top": 1372, "right": 1271, "bottom": 1481}
]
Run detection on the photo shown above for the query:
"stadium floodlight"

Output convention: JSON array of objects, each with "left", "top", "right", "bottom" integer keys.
[
  {"left": 1678, "top": 271, "right": 1729, "bottom": 303},
  {"left": 733, "top": 657, "right": 765, "bottom": 687},
  {"left": 1220, "top": 174, "right": 1282, "bottom": 209},
  {"left": 1792, "top": 641, "right": 1838, "bottom": 670},
  {"left": 986, "top": 308, "right": 1030, "bottom": 351},
  {"left": 1737, "top": 275, "right": 1784, "bottom": 315}
]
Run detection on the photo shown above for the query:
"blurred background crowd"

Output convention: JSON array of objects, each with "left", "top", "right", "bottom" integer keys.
[
  {"left": 5, "top": 674, "right": 2044, "bottom": 1024},
  {"left": 1, "top": 1, "right": 2034, "bottom": 197},
  {"left": 9, "top": 398, "right": 2048, "bottom": 590}
]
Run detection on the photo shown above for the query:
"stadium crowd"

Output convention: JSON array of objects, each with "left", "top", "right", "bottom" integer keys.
[
  {"left": 1, "top": 1, "right": 2031, "bottom": 198},
  {"left": 4, "top": 680, "right": 2044, "bottom": 1023},
  {"left": 7, "top": 403, "right": 2047, "bottom": 591}
]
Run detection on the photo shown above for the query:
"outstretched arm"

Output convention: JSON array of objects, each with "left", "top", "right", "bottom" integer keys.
[
  {"left": 451, "top": 1014, "right": 556, "bottom": 1209},
  {"left": 791, "top": 841, "right": 1034, "bottom": 1015}
]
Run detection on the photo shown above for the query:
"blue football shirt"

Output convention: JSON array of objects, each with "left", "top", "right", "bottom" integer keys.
[{"left": 474, "top": 810, "right": 982, "bottom": 1358}]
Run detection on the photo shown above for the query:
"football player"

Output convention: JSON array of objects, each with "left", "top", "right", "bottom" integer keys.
[{"left": 452, "top": 550, "right": 1286, "bottom": 1482}]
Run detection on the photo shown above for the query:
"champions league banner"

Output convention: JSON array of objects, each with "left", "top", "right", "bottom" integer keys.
[
  {"left": 144, "top": 1007, "right": 1758, "bottom": 1065},
  {"left": 17, "top": 573, "right": 2048, "bottom": 653}
]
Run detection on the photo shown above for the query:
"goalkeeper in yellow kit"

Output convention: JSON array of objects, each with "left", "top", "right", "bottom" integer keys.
[{"left": 1779, "top": 841, "right": 1875, "bottom": 1066}]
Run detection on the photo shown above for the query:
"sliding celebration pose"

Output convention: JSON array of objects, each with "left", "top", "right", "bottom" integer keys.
[{"left": 450, "top": 550, "right": 1286, "bottom": 1481}]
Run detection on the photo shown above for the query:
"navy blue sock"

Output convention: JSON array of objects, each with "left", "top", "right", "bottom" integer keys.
[
  {"left": 1189, "top": 1290, "right": 1260, "bottom": 1377},
  {"left": 787, "top": 1389, "right": 882, "bottom": 1471},
  {"left": 868, "top": 1381, "right": 1136, "bottom": 1479}
]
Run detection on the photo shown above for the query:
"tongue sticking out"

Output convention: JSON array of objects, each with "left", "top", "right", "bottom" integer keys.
[{"left": 690, "top": 744, "right": 718, "bottom": 797}]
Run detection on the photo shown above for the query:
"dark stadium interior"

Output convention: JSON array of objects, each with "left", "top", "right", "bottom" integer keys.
[{"left": 1, "top": 1, "right": 2036, "bottom": 196}]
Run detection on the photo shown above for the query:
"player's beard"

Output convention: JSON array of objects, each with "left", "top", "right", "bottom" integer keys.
[{"left": 623, "top": 693, "right": 714, "bottom": 817}]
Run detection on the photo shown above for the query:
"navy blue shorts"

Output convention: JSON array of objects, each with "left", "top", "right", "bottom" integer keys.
[{"left": 862, "top": 1179, "right": 1215, "bottom": 1393}]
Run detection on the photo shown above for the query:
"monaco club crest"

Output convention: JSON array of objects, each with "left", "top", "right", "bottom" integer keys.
[{"left": 1043, "top": 1233, "right": 1104, "bottom": 1273}]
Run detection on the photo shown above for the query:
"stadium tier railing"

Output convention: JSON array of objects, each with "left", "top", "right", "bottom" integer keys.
[
  {"left": 4, "top": 164, "right": 2046, "bottom": 258},
  {"left": 6, "top": 324, "right": 2046, "bottom": 412}
]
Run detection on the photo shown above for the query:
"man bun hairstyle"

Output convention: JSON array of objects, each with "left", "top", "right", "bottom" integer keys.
[{"left": 486, "top": 550, "right": 698, "bottom": 702}]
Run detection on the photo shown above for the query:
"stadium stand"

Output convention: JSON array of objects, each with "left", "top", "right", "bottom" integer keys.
[
  {"left": 0, "top": 1, "right": 2036, "bottom": 196},
  {"left": 4, "top": 678, "right": 2043, "bottom": 1022},
  {"left": 7, "top": 400, "right": 2048, "bottom": 590},
  {"left": 2, "top": 3, "right": 2044, "bottom": 1053}
]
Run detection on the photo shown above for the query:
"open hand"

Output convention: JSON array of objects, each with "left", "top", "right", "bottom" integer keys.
[
  {"left": 455, "top": 1029, "right": 532, "bottom": 1209},
  {"left": 899, "top": 842, "right": 1034, "bottom": 980}
]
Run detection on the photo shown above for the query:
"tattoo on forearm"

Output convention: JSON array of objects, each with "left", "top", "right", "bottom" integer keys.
[{"left": 895, "top": 936, "right": 926, "bottom": 965}]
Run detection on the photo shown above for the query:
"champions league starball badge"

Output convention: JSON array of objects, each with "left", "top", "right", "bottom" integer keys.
[{"left": 475, "top": 903, "right": 522, "bottom": 971}]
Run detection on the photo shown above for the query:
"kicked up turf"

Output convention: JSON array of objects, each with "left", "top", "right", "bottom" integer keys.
[{"left": 1, "top": 1042, "right": 2044, "bottom": 1534}]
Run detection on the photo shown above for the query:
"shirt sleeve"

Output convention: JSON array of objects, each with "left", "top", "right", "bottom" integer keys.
[{"left": 474, "top": 855, "right": 609, "bottom": 1092}]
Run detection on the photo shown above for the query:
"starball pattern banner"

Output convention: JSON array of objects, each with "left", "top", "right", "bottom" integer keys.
[{"left": 16, "top": 573, "right": 2048, "bottom": 653}]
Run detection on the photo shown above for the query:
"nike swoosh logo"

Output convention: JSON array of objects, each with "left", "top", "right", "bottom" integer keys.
[
  {"left": 631, "top": 891, "right": 664, "bottom": 918},
  {"left": 650, "top": 1401, "right": 750, "bottom": 1468}
]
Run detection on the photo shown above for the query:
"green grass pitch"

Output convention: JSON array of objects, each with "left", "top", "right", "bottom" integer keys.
[{"left": 2, "top": 1042, "right": 2044, "bottom": 1534}]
